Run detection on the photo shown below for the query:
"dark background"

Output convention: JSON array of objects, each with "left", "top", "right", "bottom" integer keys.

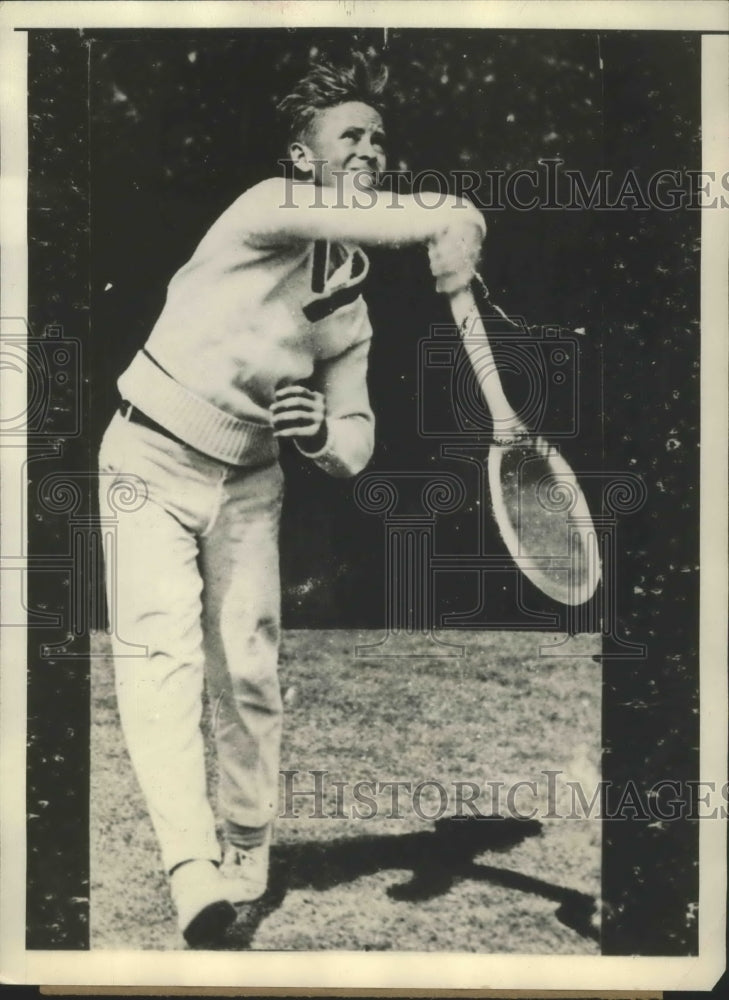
[{"left": 26, "top": 28, "right": 701, "bottom": 957}]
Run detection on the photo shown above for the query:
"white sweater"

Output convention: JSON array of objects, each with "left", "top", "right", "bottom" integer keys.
[{"left": 119, "top": 178, "right": 375, "bottom": 477}]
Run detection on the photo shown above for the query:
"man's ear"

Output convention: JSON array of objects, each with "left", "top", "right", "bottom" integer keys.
[{"left": 289, "top": 140, "right": 315, "bottom": 178}]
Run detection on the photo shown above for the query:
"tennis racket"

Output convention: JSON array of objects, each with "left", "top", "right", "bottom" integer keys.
[{"left": 447, "top": 283, "right": 601, "bottom": 606}]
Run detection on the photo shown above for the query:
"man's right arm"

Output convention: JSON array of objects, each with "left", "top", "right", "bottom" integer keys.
[{"left": 238, "top": 176, "right": 485, "bottom": 251}]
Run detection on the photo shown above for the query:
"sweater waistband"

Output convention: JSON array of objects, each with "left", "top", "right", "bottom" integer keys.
[{"left": 117, "top": 349, "right": 278, "bottom": 467}]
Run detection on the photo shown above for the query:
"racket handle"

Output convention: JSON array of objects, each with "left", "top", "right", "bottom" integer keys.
[{"left": 448, "top": 286, "right": 526, "bottom": 437}]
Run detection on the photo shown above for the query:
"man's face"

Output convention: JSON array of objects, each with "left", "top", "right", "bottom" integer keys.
[{"left": 294, "top": 101, "right": 387, "bottom": 188}]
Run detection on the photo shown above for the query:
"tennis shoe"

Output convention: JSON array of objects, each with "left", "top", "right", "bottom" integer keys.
[
  {"left": 220, "top": 827, "right": 271, "bottom": 904},
  {"left": 169, "top": 859, "right": 236, "bottom": 948}
]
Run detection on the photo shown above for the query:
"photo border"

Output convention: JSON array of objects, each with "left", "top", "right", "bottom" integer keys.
[{"left": 1, "top": 0, "right": 726, "bottom": 991}]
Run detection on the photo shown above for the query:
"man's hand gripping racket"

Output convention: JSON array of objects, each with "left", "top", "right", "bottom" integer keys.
[{"left": 431, "top": 221, "right": 601, "bottom": 606}]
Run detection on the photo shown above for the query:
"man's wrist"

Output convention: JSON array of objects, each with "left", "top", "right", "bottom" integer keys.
[{"left": 295, "top": 421, "right": 329, "bottom": 456}]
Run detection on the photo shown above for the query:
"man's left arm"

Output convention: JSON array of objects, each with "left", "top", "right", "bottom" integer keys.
[{"left": 270, "top": 320, "right": 375, "bottom": 479}]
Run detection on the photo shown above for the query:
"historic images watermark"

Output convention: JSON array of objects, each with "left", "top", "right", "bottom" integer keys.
[
  {"left": 279, "top": 160, "right": 729, "bottom": 211},
  {"left": 280, "top": 769, "right": 729, "bottom": 822}
]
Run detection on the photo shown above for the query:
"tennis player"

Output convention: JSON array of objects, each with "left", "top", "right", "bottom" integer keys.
[{"left": 98, "top": 51, "right": 485, "bottom": 946}]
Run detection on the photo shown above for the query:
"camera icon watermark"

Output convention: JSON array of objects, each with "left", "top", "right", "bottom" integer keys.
[
  {"left": 418, "top": 314, "right": 581, "bottom": 441},
  {"left": 0, "top": 317, "right": 82, "bottom": 439}
]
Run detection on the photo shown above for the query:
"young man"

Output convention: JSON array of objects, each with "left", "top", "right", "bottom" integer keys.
[{"left": 98, "top": 52, "right": 485, "bottom": 947}]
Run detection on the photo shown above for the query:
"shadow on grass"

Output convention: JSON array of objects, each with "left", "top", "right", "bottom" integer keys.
[{"left": 220, "top": 815, "right": 598, "bottom": 950}]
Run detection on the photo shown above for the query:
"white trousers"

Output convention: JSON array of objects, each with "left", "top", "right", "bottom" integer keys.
[{"left": 98, "top": 412, "right": 284, "bottom": 872}]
